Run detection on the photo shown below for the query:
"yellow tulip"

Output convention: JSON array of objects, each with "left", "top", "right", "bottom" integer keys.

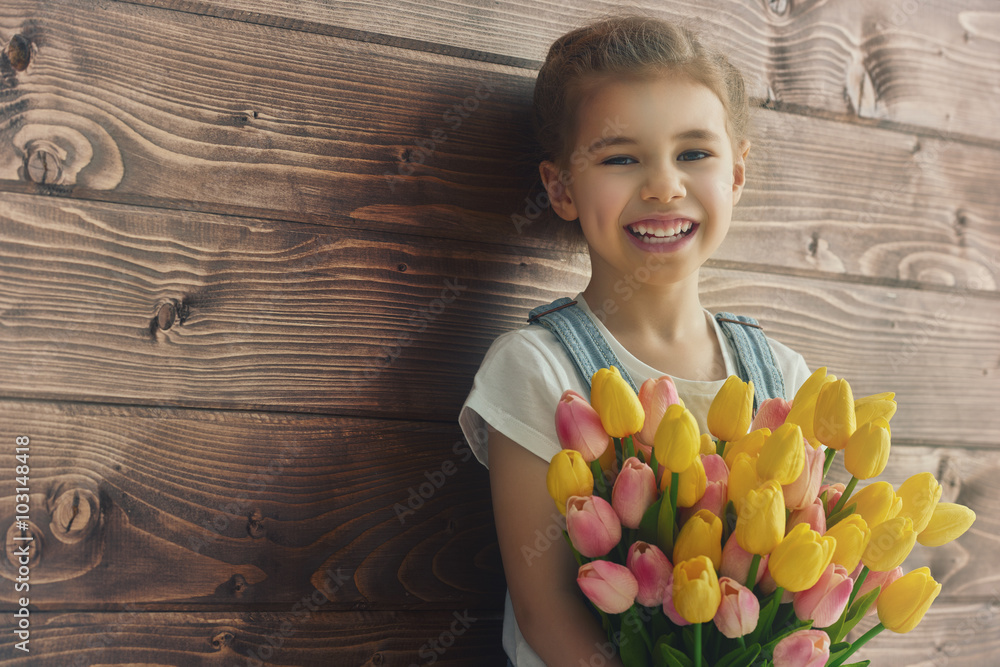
[
  {"left": 735, "top": 479, "right": 785, "bottom": 555},
  {"left": 813, "top": 379, "right": 856, "bottom": 450},
  {"left": 728, "top": 453, "right": 759, "bottom": 512},
  {"left": 877, "top": 567, "right": 941, "bottom": 633},
  {"left": 707, "top": 376, "right": 754, "bottom": 442},
  {"left": 756, "top": 423, "right": 805, "bottom": 485},
  {"left": 916, "top": 503, "right": 977, "bottom": 547},
  {"left": 855, "top": 392, "right": 896, "bottom": 430},
  {"left": 792, "top": 366, "right": 834, "bottom": 405},
  {"left": 590, "top": 366, "right": 644, "bottom": 438},
  {"left": 844, "top": 418, "right": 891, "bottom": 480},
  {"left": 723, "top": 428, "right": 769, "bottom": 468},
  {"left": 546, "top": 449, "right": 593, "bottom": 516},
  {"left": 660, "top": 454, "right": 707, "bottom": 508},
  {"left": 673, "top": 555, "right": 722, "bottom": 624},
  {"left": 654, "top": 404, "right": 700, "bottom": 473},
  {"left": 786, "top": 367, "right": 836, "bottom": 446},
  {"left": 674, "top": 509, "right": 723, "bottom": 570},
  {"left": 824, "top": 514, "right": 871, "bottom": 573},
  {"left": 896, "top": 472, "right": 942, "bottom": 534},
  {"left": 849, "top": 481, "right": 902, "bottom": 529},
  {"left": 768, "top": 522, "right": 836, "bottom": 592},
  {"left": 699, "top": 433, "right": 716, "bottom": 456},
  {"left": 862, "top": 516, "right": 917, "bottom": 571}
]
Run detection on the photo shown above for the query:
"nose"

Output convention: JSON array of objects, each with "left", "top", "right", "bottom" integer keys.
[{"left": 640, "top": 160, "right": 685, "bottom": 202}]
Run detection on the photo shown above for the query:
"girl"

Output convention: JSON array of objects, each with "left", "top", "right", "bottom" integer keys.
[{"left": 459, "top": 14, "right": 812, "bottom": 666}]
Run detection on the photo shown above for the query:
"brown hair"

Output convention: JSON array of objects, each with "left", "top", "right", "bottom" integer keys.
[{"left": 532, "top": 14, "right": 750, "bottom": 170}]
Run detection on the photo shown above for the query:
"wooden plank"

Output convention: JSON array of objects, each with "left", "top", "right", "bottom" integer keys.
[
  {"left": 115, "top": 0, "right": 1000, "bottom": 143},
  {"left": 0, "top": 408, "right": 994, "bottom": 609},
  {"left": 0, "top": 610, "right": 506, "bottom": 665},
  {"left": 0, "top": 401, "right": 504, "bottom": 610},
  {"left": 1, "top": 1, "right": 999, "bottom": 292},
  {"left": 1, "top": 195, "right": 998, "bottom": 443}
]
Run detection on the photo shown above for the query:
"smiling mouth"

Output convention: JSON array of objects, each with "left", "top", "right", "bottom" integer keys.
[{"left": 626, "top": 221, "right": 696, "bottom": 244}]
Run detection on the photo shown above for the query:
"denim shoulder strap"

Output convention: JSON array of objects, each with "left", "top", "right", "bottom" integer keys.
[
  {"left": 714, "top": 312, "right": 786, "bottom": 412},
  {"left": 527, "top": 297, "right": 638, "bottom": 393}
]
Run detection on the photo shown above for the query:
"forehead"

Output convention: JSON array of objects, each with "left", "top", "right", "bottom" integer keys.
[{"left": 571, "top": 74, "right": 730, "bottom": 148}]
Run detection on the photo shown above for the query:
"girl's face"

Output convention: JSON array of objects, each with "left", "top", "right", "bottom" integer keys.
[{"left": 542, "top": 73, "right": 750, "bottom": 290}]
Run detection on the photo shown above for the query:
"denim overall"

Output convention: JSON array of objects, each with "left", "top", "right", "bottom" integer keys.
[{"left": 526, "top": 297, "right": 785, "bottom": 416}]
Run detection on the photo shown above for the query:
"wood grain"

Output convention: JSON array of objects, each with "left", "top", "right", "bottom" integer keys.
[
  {"left": 0, "top": 610, "right": 506, "bottom": 665},
  {"left": 114, "top": 0, "right": 1000, "bottom": 143},
  {"left": 0, "top": 1, "right": 998, "bottom": 293}
]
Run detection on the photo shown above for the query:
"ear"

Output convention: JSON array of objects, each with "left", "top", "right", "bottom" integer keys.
[
  {"left": 539, "top": 160, "right": 579, "bottom": 221},
  {"left": 731, "top": 139, "right": 751, "bottom": 205}
]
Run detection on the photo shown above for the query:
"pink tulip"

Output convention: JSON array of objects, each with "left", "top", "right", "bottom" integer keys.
[
  {"left": 714, "top": 576, "right": 760, "bottom": 638},
  {"left": 787, "top": 497, "right": 827, "bottom": 535},
  {"left": 636, "top": 376, "right": 680, "bottom": 448},
  {"left": 793, "top": 563, "right": 853, "bottom": 627},
  {"left": 626, "top": 541, "right": 673, "bottom": 607},
  {"left": 720, "top": 533, "right": 768, "bottom": 587},
  {"left": 578, "top": 560, "right": 638, "bottom": 614},
  {"left": 750, "top": 397, "right": 792, "bottom": 432},
  {"left": 680, "top": 454, "right": 729, "bottom": 521},
  {"left": 661, "top": 571, "right": 690, "bottom": 626},
  {"left": 566, "top": 495, "right": 621, "bottom": 558},
  {"left": 612, "top": 457, "right": 657, "bottom": 529},
  {"left": 819, "top": 483, "right": 846, "bottom": 515},
  {"left": 555, "top": 390, "right": 611, "bottom": 462},
  {"left": 759, "top": 566, "right": 794, "bottom": 603},
  {"left": 783, "top": 443, "right": 825, "bottom": 510},
  {"left": 773, "top": 629, "right": 831, "bottom": 667},
  {"left": 857, "top": 566, "right": 903, "bottom": 616}
]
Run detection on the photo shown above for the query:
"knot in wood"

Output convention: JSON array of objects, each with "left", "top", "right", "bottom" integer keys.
[
  {"left": 26, "top": 147, "right": 62, "bottom": 185},
  {"left": 49, "top": 487, "right": 101, "bottom": 545},
  {"left": 210, "top": 630, "right": 235, "bottom": 650},
  {"left": 768, "top": 0, "right": 790, "bottom": 16},
  {"left": 5, "top": 34, "right": 31, "bottom": 72},
  {"left": 231, "top": 573, "right": 248, "bottom": 597},
  {"left": 246, "top": 510, "right": 265, "bottom": 538},
  {"left": 371, "top": 652, "right": 384, "bottom": 666},
  {"left": 156, "top": 301, "right": 177, "bottom": 330}
]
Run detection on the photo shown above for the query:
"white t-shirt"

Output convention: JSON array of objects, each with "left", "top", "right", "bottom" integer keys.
[{"left": 457, "top": 292, "right": 812, "bottom": 666}]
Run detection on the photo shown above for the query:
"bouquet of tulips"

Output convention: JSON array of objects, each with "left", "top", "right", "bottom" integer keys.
[{"left": 546, "top": 366, "right": 976, "bottom": 667}]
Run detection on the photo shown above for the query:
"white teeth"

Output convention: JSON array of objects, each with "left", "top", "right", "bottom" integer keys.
[
  {"left": 629, "top": 221, "right": 696, "bottom": 244},
  {"left": 654, "top": 228, "right": 666, "bottom": 237}
]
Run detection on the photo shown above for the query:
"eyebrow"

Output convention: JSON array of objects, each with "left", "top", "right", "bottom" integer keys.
[{"left": 585, "top": 129, "right": 723, "bottom": 154}]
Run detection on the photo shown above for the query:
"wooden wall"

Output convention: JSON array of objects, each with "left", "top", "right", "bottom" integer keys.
[{"left": 0, "top": 0, "right": 997, "bottom": 664}]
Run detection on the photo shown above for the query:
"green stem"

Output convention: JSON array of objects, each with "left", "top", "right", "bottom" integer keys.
[
  {"left": 746, "top": 553, "right": 761, "bottom": 590},
  {"left": 694, "top": 621, "right": 703, "bottom": 667},
  {"left": 848, "top": 566, "right": 869, "bottom": 610},
  {"left": 590, "top": 459, "right": 607, "bottom": 499},
  {"left": 614, "top": 437, "right": 623, "bottom": 470},
  {"left": 737, "top": 634, "right": 746, "bottom": 650},
  {"left": 716, "top": 438, "right": 727, "bottom": 457},
  {"left": 823, "top": 446, "right": 838, "bottom": 476},
  {"left": 624, "top": 435, "right": 635, "bottom": 460},
  {"left": 830, "top": 475, "right": 859, "bottom": 517},
  {"left": 827, "top": 622, "right": 884, "bottom": 667},
  {"left": 669, "top": 472, "right": 680, "bottom": 540}
]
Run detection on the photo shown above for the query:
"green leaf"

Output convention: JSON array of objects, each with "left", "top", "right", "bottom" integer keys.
[
  {"left": 638, "top": 496, "right": 664, "bottom": 546},
  {"left": 713, "top": 644, "right": 761, "bottom": 667},
  {"left": 657, "top": 489, "right": 677, "bottom": 554},
  {"left": 826, "top": 502, "right": 858, "bottom": 528},
  {"left": 657, "top": 642, "right": 693, "bottom": 667},
  {"left": 619, "top": 613, "right": 652, "bottom": 667},
  {"left": 840, "top": 662, "right": 871, "bottom": 667},
  {"left": 835, "top": 587, "right": 880, "bottom": 643},
  {"left": 747, "top": 593, "right": 782, "bottom": 646}
]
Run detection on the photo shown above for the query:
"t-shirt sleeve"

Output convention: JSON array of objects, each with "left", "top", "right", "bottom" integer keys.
[
  {"left": 458, "top": 328, "right": 577, "bottom": 468},
  {"left": 766, "top": 336, "right": 812, "bottom": 401}
]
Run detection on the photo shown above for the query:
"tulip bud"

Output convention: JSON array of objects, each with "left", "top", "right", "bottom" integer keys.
[
  {"left": 566, "top": 495, "right": 622, "bottom": 558},
  {"left": 793, "top": 563, "right": 853, "bottom": 628},
  {"left": 824, "top": 513, "right": 871, "bottom": 573},
  {"left": 636, "top": 376, "right": 680, "bottom": 448},
  {"left": 546, "top": 449, "right": 593, "bottom": 515},
  {"left": 674, "top": 509, "right": 723, "bottom": 570},
  {"left": 819, "top": 482, "right": 846, "bottom": 516},
  {"left": 612, "top": 457, "right": 657, "bottom": 529},
  {"left": 896, "top": 472, "right": 943, "bottom": 534},
  {"left": 721, "top": 532, "right": 768, "bottom": 586},
  {"left": 590, "top": 366, "right": 644, "bottom": 438},
  {"left": 786, "top": 367, "right": 836, "bottom": 447},
  {"left": 917, "top": 502, "right": 977, "bottom": 547},
  {"left": 653, "top": 403, "right": 700, "bottom": 473},
  {"left": 768, "top": 522, "right": 836, "bottom": 592},
  {"left": 660, "top": 453, "right": 707, "bottom": 508},
  {"left": 782, "top": 441, "right": 825, "bottom": 510},
  {"left": 714, "top": 577, "right": 759, "bottom": 639},
  {"left": 844, "top": 418, "right": 891, "bottom": 479},
  {"left": 793, "top": 366, "right": 833, "bottom": 406},
  {"left": 772, "top": 629, "right": 831, "bottom": 667},
  {"left": 699, "top": 432, "right": 716, "bottom": 456},
  {"left": 757, "top": 423, "right": 805, "bottom": 485},
  {"left": 723, "top": 428, "right": 769, "bottom": 469},
  {"left": 681, "top": 454, "right": 728, "bottom": 520},
  {"left": 813, "top": 378, "right": 856, "bottom": 450},
  {"left": 877, "top": 567, "right": 942, "bottom": 633},
  {"left": 728, "top": 452, "right": 759, "bottom": 512},
  {"left": 862, "top": 515, "right": 917, "bottom": 571},
  {"left": 662, "top": 571, "right": 690, "bottom": 627},
  {"left": 855, "top": 392, "right": 897, "bottom": 429},
  {"left": 735, "top": 479, "right": 785, "bottom": 555},
  {"left": 555, "top": 390, "right": 611, "bottom": 462},
  {"left": 850, "top": 481, "right": 902, "bottom": 529},
  {"left": 857, "top": 566, "right": 903, "bottom": 617},
  {"left": 787, "top": 497, "right": 827, "bottom": 535},
  {"left": 577, "top": 560, "right": 638, "bottom": 615},
  {"left": 707, "top": 376, "right": 754, "bottom": 442},
  {"left": 750, "top": 397, "right": 792, "bottom": 433},
  {"left": 627, "top": 541, "right": 673, "bottom": 608},
  {"left": 673, "top": 556, "right": 722, "bottom": 624}
]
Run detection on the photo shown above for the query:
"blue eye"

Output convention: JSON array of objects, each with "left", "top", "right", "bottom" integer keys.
[
  {"left": 678, "top": 150, "right": 710, "bottom": 161},
  {"left": 601, "top": 156, "right": 636, "bottom": 166}
]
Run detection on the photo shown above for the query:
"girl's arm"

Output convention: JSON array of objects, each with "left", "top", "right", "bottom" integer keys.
[{"left": 489, "top": 430, "right": 626, "bottom": 667}]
